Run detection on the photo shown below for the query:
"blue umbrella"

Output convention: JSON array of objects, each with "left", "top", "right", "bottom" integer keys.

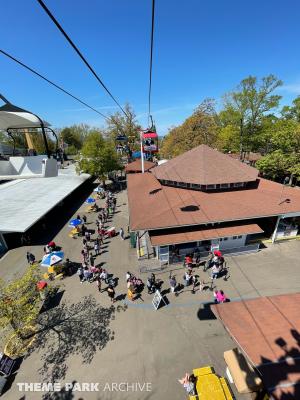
[
  {"left": 69, "top": 218, "right": 82, "bottom": 227},
  {"left": 41, "top": 251, "right": 64, "bottom": 267},
  {"left": 86, "top": 197, "right": 96, "bottom": 204}
]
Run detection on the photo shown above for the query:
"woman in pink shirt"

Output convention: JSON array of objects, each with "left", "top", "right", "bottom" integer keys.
[{"left": 214, "top": 290, "right": 228, "bottom": 303}]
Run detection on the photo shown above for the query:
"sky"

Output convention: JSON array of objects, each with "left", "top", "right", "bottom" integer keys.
[{"left": 1, "top": 0, "right": 300, "bottom": 135}]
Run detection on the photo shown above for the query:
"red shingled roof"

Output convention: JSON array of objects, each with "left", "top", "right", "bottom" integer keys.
[
  {"left": 212, "top": 293, "right": 300, "bottom": 399},
  {"left": 127, "top": 172, "right": 300, "bottom": 231},
  {"left": 125, "top": 159, "right": 155, "bottom": 173},
  {"left": 152, "top": 144, "right": 258, "bottom": 185},
  {"left": 149, "top": 223, "right": 263, "bottom": 246}
]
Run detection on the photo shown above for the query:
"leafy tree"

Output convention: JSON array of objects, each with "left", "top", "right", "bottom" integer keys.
[
  {"left": 105, "top": 103, "right": 141, "bottom": 147},
  {"left": 60, "top": 127, "right": 82, "bottom": 151},
  {"left": 281, "top": 96, "right": 300, "bottom": 122},
  {"left": 0, "top": 265, "right": 41, "bottom": 340},
  {"left": 160, "top": 99, "right": 218, "bottom": 158},
  {"left": 77, "top": 131, "right": 122, "bottom": 183},
  {"left": 223, "top": 75, "right": 282, "bottom": 153},
  {"left": 256, "top": 151, "right": 295, "bottom": 181}
]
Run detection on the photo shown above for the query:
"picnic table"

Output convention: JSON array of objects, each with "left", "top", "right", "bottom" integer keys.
[{"left": 190, "top": 366, "right": 233, "bottom": 400}]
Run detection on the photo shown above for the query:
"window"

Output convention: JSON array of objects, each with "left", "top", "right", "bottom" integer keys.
[
  {"left": 234, "top": 182, "right": 244, "bottom": 188},
  {"left": 220, "top": 183, "right": 229, "bottom": 189},
  {"left": 237, "top": 235, "right": 242, "bottom": 239},
  {"left": 207, "top": 184, "right": 216, "bottom": 190},
  {"left": 232, "top": 236, "right": 237, "bottom": 239},
  {"left": 219, "top": 238, "right": 223, "bottom": 241},
  {"left": 223, "top": 237, "right": 228, "bottom": 241},
  {"left": 177, "top": 182, "right": 187, "bottom": 188},
  {"left": 191, "top": 183, "right": 200, "bottom": 189}
]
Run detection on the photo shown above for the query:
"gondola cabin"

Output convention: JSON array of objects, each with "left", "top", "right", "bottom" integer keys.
[{"left": 142, "top": 131, "right": 158, "bottom": 154}]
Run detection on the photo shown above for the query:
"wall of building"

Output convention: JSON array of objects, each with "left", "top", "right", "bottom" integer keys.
[{"left": 219, "top": 235, "right": 246, "bottom": 250}]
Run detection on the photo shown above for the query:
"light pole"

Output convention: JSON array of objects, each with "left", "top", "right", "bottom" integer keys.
[{"left": 140, "top": 131, "right": 145, "bottom": 173}]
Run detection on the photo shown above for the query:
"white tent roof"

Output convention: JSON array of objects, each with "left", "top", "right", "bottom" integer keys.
[
  {"left": 0, "top": 103, "right": 49, "bottom": 131},
  {"left": 0, "top": 167, "right": 90, "bottom": 233}
]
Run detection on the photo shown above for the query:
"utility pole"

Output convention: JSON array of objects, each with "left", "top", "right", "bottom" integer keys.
[{"left": 239, "top": 118, "right": 243, "bottom": 161}]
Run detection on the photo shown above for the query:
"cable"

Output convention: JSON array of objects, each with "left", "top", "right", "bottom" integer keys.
[
  {"left": 148, "top": 0, "right": 155, "bottom": 126},
  {"left": 0, "top": 49, "right": 109, "bottom": 121},
  {"left": 36, "top": 0, "right": 128, "bottom": 118}
]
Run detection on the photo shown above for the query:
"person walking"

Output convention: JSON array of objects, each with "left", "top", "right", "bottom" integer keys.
[
  {"left": 96, "top": 276, "right": 102, "bottom": 292},
  {"left": 26, "top": 251, "right": 35, "bottom": 265},
  {"left": 169, "top": 275, "right": 177, "bottom": 293},
  {"left": 89, "top": 254, "right": 95, "bottom": 267},
  {"left": 94, "top": 241, "right": 100, "bottom": 256},
  {"left": 119, "top": 227, "right": 125, "bottom": 240},
  {"left": 77, "top": 266, "right": 84, "bottom": 282},
  {"left": 107, "top": 285, "right": 116, "bottom": 303},
  {"left": 82, "top": 215, "right": 87, "bottom": 224}
]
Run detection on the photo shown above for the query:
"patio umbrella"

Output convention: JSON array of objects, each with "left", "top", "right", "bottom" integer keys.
[
  {"left": 214, "top": 250, "right": 222, "bottom": 257},
  {"left": 94, "top": 187, "right": 104, "bottom": 193},
  {"left": 40, "top": 251, "right": 64, "bottom": 267},
  {"left": 48, "top": 241, "right": 56, "bottom": 248},
  {"left": 69, "top": 218, "right": 82, "bottom": 227},
  {"left": 86, "top": 197, "right": 95, "bottom": 204}
]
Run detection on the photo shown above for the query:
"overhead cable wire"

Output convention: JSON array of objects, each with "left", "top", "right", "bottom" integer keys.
[
  {"left": 36, "top": 0, "right": 128, "bottom": 118},
  {"left": 0, "top": 49, "right": 109, "bottom": 121},
  {"left": 148, "top": 0, "right": 155, "bottom": 126}
]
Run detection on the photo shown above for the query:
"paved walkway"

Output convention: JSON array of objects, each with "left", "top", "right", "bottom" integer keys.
[{"left": 1, "top": 187, "right": 300, "bottom": 400}]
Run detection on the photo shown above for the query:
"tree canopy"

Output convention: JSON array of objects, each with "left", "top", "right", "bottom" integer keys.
[
  {"left": 77, "top": 131, "right": 122, "bottom": 181},
  {"left": 160, "top": 74, "right": 300, "bottom": 182},
  {"left": 0, "top": 265, "right": 41, "bottom": 339}
]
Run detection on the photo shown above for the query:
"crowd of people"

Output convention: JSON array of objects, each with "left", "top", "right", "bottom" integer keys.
[{"left": 25, "top": 185, "right": 231, "bottom": 306}]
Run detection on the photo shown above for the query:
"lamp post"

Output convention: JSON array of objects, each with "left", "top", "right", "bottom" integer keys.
[{"left": 140, "top": 131, "right": 145, "bottom": 173}]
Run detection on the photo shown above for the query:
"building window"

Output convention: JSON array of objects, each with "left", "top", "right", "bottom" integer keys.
[
  {"left": 234, "top": 182, "right": 244, "bottom": 188},
  {"left": 223, "top": 237, "right": 228, "bottom": 241},
  {"left": 219, "top": 238, "right": 223, "bottom": 241},
  {"left": 220, "top": 183, "right": 229, "bottom": 189},
  {"left": 207, "top": 184, "right": 216, "bottom": 190},
  {"left": 233, "top": 236, "right": 237, "bottom": 239},
  {"left": 191, "top": 183, "right": 200, "bottom": 189},
  {"left": 237, "top": 235, "right": 242, "bottom": 239}
]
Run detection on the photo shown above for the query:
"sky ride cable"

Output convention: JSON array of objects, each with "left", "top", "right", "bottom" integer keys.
[
  {"left": 0, "top": 48, "right": 110, "bottom": 121},
  {"left": 36, "top": 0, "right": 128, "bottom": 118}
]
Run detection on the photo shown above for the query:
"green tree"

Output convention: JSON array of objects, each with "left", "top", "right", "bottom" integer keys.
[
  {"left": 281, "top": 96, "right": 300, "bottom": 122},
  {"left": 223, "top": 75, "right": 282, "bottom": 154},
  {"left": 60, "top": 127, "right": 82, "bottom": 151},
  {"left": 0, "top": 265, "right": 41, "bottom": 339},
  {"left": 160, "top": 99, "right": 218, "bottom": 158},
  {"left": 77, "top": 131, "right": 122, "bottom": 183},
  {"left": 105, "top": 104, "right": 141, "bottom": 148},
  {"left": 256, "top": 151, "right": 295, "bottom": 181}
]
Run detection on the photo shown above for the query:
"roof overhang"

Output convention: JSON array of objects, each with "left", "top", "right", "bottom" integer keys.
[
  {"left": 149, "top": 223, "right": 263, "bottom": 246},
  {"left": 211, "top": 293, "right": 300, "bottom": 398},
  {"left": 0, "top": 102, "right": 49, "bottom": 131}
]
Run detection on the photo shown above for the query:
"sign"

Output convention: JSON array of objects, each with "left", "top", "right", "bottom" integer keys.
[
  {"left": 152, "top": 290, "right": 167, "bottom": 311},
  {"left": 210, "top": 243, "right": 219, "bottom": 252}
]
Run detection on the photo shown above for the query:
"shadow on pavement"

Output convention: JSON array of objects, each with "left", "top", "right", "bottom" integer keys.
[{"left": 26, "top": 295, "right": 127, "bottom": 382}]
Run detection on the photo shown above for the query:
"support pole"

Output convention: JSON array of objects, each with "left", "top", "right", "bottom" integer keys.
[
  {"left": 140, "top": 131, "right": 145, "bottom": 173},
  {"left": 271, "top": 216, "right": 282, "bottom": 244}
]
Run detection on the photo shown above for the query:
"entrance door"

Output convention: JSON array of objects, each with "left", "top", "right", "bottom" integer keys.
[{"left": 159, "top": 246, "right": 169, "bottom": 264}]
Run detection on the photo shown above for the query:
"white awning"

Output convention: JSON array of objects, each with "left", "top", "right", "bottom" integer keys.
[{"left": 0, "top": 102, "right": 49, "bottom": 131}]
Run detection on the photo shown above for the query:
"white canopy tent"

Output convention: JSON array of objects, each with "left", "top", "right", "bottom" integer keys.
[{"left": 0, "top": 96, "right": 51, "bottom": 157}]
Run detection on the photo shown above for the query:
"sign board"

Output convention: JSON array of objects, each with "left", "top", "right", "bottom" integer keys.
[
  {"left": 152, "top": 290, "right": 167, "bottom": 310},
  {"left": 210, "top": 243, "right": 219, "bottom": 252}
]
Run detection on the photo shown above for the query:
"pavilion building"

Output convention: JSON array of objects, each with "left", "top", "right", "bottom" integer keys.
[{"left": 127, "top": 145, "right": 300, "bottom": 263}]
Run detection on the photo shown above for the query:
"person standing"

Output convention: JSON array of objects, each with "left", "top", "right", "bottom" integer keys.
[
  {"left": 96, "top": 276, "right": 102, "bottom": 292},
  {"left": 94, "top": 241, "right": 100, "bottom": 256},
  {"left": 119, "top": 227, "right": 125, "bottom": 240},
  {"left": 26, "top": 251, "right": 35, "bottom": 265},
  {"left": 77, "top": 266, "right": 84, "bottom": 282},
  {"left": 82, "top": 215, "right": 87, "bottom": 224},
  {"left": 107, "top": 285, "right": 116, "bottom": 303},
  {"left": 169, "top": 275, "right": 177, "bottom": 293}
]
